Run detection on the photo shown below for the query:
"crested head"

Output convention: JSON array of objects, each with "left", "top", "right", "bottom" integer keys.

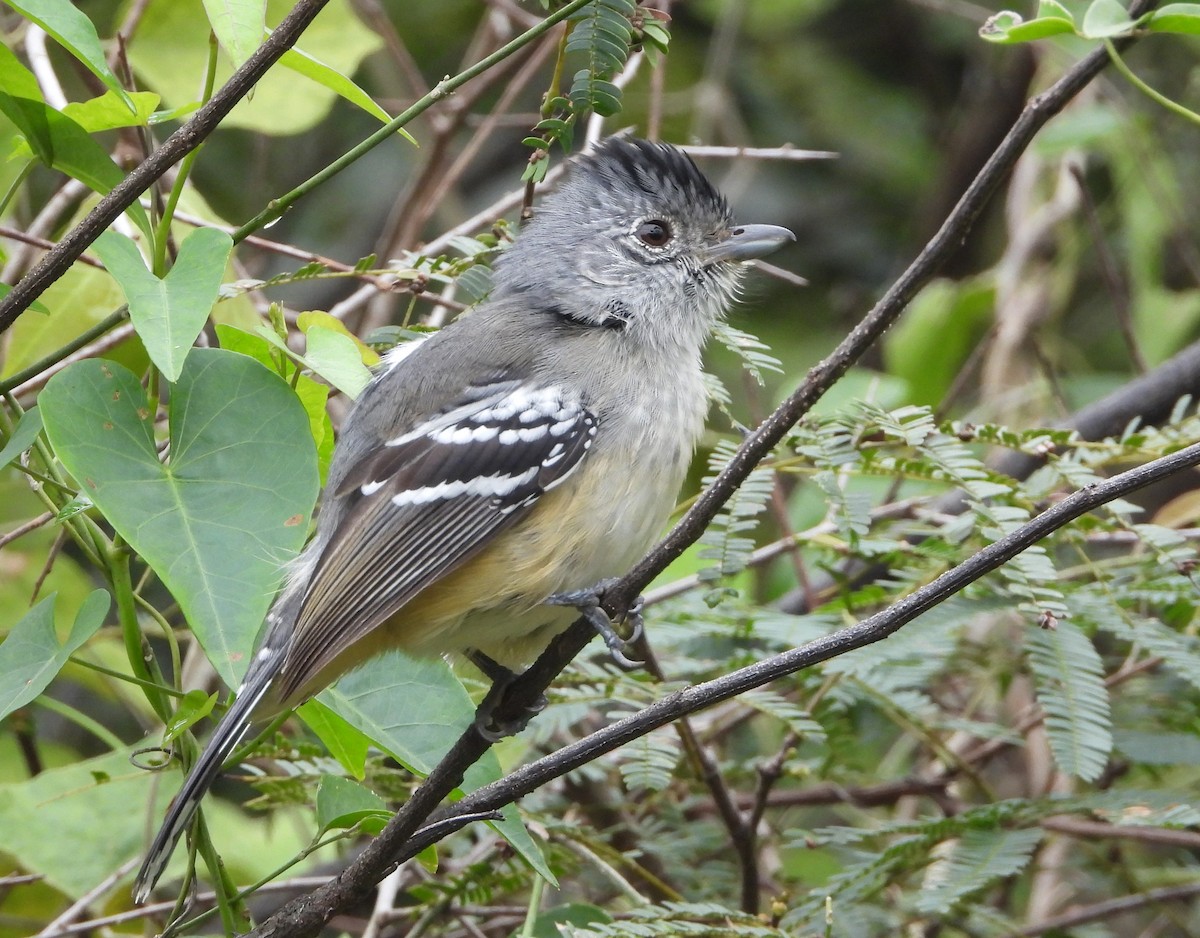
[
  {"left": 491, "top": 137, "right": 792, "bottom": 352},
  {"left": 571, "top": 137, "right": 732, "bottom": 236}
]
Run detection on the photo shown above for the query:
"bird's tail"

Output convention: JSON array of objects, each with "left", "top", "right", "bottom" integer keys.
[{"left": 132, "top": 652, "right": 280, "bottom": 904}]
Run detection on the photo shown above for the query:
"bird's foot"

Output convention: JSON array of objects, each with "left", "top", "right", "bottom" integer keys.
[
  {"left": 546, "top": 578, "right": 644, "bottom": 669},
  {"left": 467, "top": 649, "right": 546, "bottom": 742}
]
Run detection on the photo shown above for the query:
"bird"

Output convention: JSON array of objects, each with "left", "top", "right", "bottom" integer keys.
[{"left": 133, "top": 136, "right": 794, "bottom": 902}]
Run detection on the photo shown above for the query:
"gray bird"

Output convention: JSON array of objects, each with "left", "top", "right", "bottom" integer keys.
[{"left": 134, "top": 136, "right": 794, "bottom": 902}]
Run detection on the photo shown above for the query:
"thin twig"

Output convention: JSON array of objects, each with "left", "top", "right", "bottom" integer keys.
[
  {"left": 1017, "top": 882, "right": 1200, "bottom": 936},
  {"left": 1040, "top": 816, "right": 1200, "bottom": 850},
  {"left": 34, "top": 859, "right": 139, "bottom": 938},
  {"left": 0, "top": 511, "right": 54, "bottom": 550},
  {"left": 0, "top": 228, "right": 105, "bottom": 269}
]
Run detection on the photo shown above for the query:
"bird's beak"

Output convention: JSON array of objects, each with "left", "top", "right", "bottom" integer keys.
[{"left": 703, "top": 224, "right": 796, "bottom": 264}]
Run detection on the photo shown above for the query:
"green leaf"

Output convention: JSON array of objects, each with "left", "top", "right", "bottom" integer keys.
[
  {"left": 1145, "top": 3, "right": 1200, "bottom": 34},
  {"left": 320, "top": 652, "right": 555, "bottom": 884},
  {"left": 3, "top": 0, "right": 135, "bottom": 111},
  {"left": 0, "top": 407, "right": 43, "bottom": 469},
  {"left": 915, "top": 828, "right": 1044, "bottom": 914},
  {"left": 303, "top": 325, "right": 374, "bottom": 398},
  {"left": 0, "top": 747, "right": 173, "bottom": 898},
  {"left": 204, "top": 0, "right": 267, "bottom": 69},
  {"left": 528, "top": 904, "right": 613, "bottom": 937},
  {"left": 315, "top": 775, "right": 389, "bottom": 834},
  {"left": 0, "top": 39, "right": 45, "bottom": 100},
  {"left": 39, "top": 350, "right": 319, "bottom": 686},
  {"left": 0, "top": 590, "right": 109, "bottom": 721},
  {"left": 1081, "top": 0, "right": 1137, "bottom": 37},
  {"left": 62, "top": 90, "right": 161, "bottom": 132},
  {"left": 92, "top": 228, "right": 233, "bottom": 381},
  {"left": 277, "top": 45, "right": 416, "bottom": 143},
  {"left": 162, "top": 689, "right": 218, "bottom": 744},
  {"left": 127, "top": 0, "right": 384, "bottom": 136},
  {"left": 1038, "top": 0, "right": 1076, "bottom": 21},
  {"left": 216, "top": 324, "right": 335, "bottom": 482},
  {"left": 298, "top": 698, "right": 370, "bottom": 779},
  {"left": 1026, "top": 621, "right": 1112, "bottom": 782},
  {"left": 1114, "top": 729, "right": 1200, "bottom": 765},
  {"left": 0, "top": 44, "right": 153, "bottom": 242},
  {"left": 883, "top": 278, "right": 993, "bottom": 406},
  {"left": 979, "top": 10, "right": 1078, "bottom": 42},
  {"left": 319, "top": 655, "right": 481, "bottom": 781}
]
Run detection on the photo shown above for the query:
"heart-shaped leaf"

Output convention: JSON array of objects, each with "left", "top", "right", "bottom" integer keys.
[
  {"left": 39, "top": 349, "right": 318, "bottom": 686},
  {"left": 93, "top": 228, "right": 234, "bottom": 381}
]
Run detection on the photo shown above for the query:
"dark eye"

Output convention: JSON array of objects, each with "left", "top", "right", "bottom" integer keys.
[{"left": 636, "top": 219, "right": 672, "bottom": 247}]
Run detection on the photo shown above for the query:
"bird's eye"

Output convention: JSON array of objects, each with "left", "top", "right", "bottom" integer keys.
[{"left": 636, "top": 219, "right": 672, "bottom": 247}]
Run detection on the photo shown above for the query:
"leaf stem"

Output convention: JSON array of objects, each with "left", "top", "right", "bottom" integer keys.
[
  {"left": 1103, "top": 38, "right": 1200, "bottom": 126},
  {"left": 110, "top": 543, "right": 172, "bottom": 722},
  {"left": 152, "top": 33, "right": 221, "bottom": 275},
  {"left": 0, "top": 307, "right": 130, "bottom": 396},
  {"left": 69, "top": 654, "right": 186, "bottom": 699},
  {"left": 231, "top": 0, "right": 596, "bottom": 240},
  {"left": 34, "top": 695, "right": 126, "bottom": 749}
]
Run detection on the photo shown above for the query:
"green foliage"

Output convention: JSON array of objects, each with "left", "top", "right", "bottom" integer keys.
[
  {"left": 93, "top": 228, "right": 234, "bottom": 380},
  {"left": 696, "top": 440, "right": 775, "bottom": 602},
  {"left": 566, "top": 0, "right": 636, "bottom": 118},
  {"left": 913, "top": 827, "right": 1044, "bottom": 915},
  {"left": 1026, "top": 620, "right": 1113, "bottom": 782},
  {"left": 4, "top": 0, "right": 1200, "bottom": 935},
  {"left": 562, "top": 901, "right": 788, "bottom": 936},
  {"left": 0, "top": 591, "right": 108, "bottom": 721},
  {"left": 39, "top": 350, "right": 319, "bottom": 685}
]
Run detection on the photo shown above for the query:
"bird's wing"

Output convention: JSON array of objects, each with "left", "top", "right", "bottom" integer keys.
[{"left": 273, "top": 381, "right": 598, "bottom": 701}]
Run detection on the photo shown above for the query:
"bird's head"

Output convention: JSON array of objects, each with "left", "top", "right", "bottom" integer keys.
[{"left": 492, "top": 137, "right": 794, "bottom": 352}]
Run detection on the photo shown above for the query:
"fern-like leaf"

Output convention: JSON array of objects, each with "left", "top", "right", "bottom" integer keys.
[
  {"left": 915, "top": 827, "right": 1043, "bottom": 914},
  {"left": 567, "top": 0, "right": 635, "bottom": 117},
  {"left": 1025, "top": 620, "right": 1112, "bottom": 782},
  {"left": 618, "top": 728, "right": 681, "bottom": 794},
  {"left": 695, "top": 440, "right": 775, "bottom": 598},
  {"left": 563, "top": 900, "right": 788, "bottom": 936}
]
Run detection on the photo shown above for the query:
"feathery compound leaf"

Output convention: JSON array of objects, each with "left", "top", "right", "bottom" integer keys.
[
  {"left": 696, "top": 440, "right": 774, "bottom": 598},
  {"left": 1025, "top": 620, "right": 1112, "bottom": 782},
  {"left": 915, "top": 827, "right": 1043, "bottom": 914},
  {"left": 737, "top": 687, "right": 825, "bottom": 739},
  {"left": 567, "top": 0, "right": 635, "bottom": 117},
  {"left": 712, "top": 322, "right": 783, "bottom": 386},
  {"left": 1093, "top": 609, "right": 1200, "bottom": 694},
  {"left": 618, "top": 728, "right": 681, "bottom": 793},
  {"left": 563, "top": 901, "right": 787, "bottom": 937}
]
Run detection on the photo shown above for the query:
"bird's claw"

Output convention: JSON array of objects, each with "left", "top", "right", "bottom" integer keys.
[
  {"left": 546, "top": 578, "right": 644, "bottom": 669},
  {"left": 467, "top": 649, "right": 546, "bottom": 741}
]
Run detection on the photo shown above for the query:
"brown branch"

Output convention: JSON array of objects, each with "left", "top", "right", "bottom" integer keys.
[
  {"left": 1041, "top": 816, "right": 1200, "bottom": 850},
  {"left": 1016, "top": 882, "right": 1200, "bottom": 936}
]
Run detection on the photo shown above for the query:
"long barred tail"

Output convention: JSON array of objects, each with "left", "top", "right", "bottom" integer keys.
[{"left": 132, "top": 650, "right": 280, "bottom": 904}]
